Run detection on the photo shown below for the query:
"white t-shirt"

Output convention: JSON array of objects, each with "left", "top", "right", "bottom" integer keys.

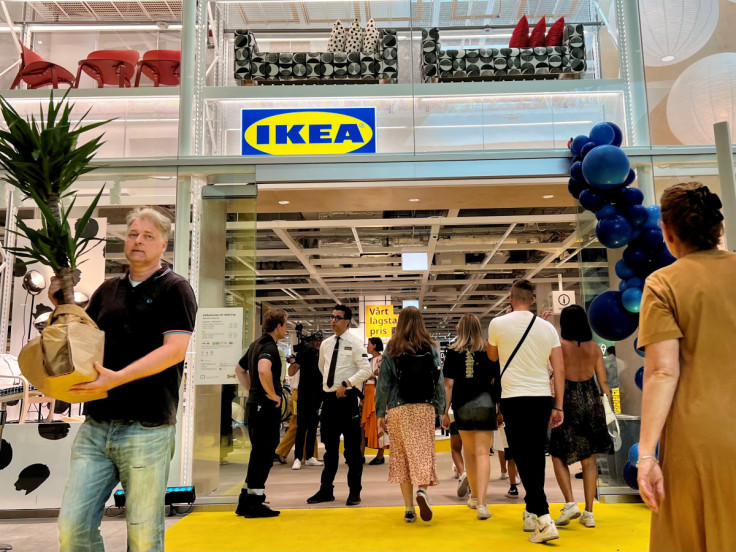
[{"left": 488, "top": 311, "right": 561, "bottom": 399}]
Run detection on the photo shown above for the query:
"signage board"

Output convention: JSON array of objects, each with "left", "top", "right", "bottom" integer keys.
[
  {"left": 241, "top": 107, "right": 376, "bottom": 156},
  {"left": 550, "top": 290, "right": 576, "bottom": 314},
  {"left": 195, "top": 307, "right": 244, "bottom": 385},
  {"left": 365, "top": 304, "right": 398, "bottom": 339}
]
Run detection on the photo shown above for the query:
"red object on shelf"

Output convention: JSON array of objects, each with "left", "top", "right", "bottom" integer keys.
[
  {"left": 509, "top": 15, "right": 530, "bottom": 48},
  {"left": 74, "top": 49, "right": 140, "bottom": 88},
  {"left": 529, "top": 17, "right": 547, "bottom": 48},
  {"left": 10, "top": 46, "right": 75, "bottom": 90},
  {"left": 134, "top": 50, "right": 181, "bottom": 87},
  {"left": 545, "top": 17, "right": 566, "bottom": 47}
]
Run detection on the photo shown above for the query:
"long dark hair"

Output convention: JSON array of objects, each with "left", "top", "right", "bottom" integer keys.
[
  {"left": 560, "top": 305, "right": 592, "bottom": 344},
  {"left": 385, "top": 306, "right": 436, "bottom": 358}
]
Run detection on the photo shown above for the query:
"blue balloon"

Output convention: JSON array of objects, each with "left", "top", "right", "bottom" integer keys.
[
  {"left": 631, "top": 228, "right": 642, "bottom": 240},
  {"left": 588, "top": 291, "right": 640, "bottom": 342},
  {"left": 627, "top": 204, "right": 649, "bottom": 227},
  {"left": 625, "top": 277, "right": 644, "bottom": 289},
  {"left": 643, "top": 205, "right": 662, "bottom": 229},
  {"left": 622, "top": 187, "right": 644, "bottom": 206},
  {"left": 582, "top": 145, "right": 631, "bottom": 191},
  {"left": 596, "top": 215, "right": 633, "bottom": 248},
  {"left": 571, "top": 161, "right": 585, "bottom": 184},
  {"left": 622, "top": 287, "right": 643, "bottom": 313},
  {"left": 643, "top": 227, "right": 664, "bottom": 249},
  {"left": 579, "top": 189, "right": 607, "bottom": 211},
  {"left": 571, "top": 135, "right": 590, "bottom": 156},
  {"left": 623, "top": 462, "right": 639, "bottom": 490},
  {"left": 608, "top": 122, "right": 624, "bottom": 147},
  {"left": 568, "top": 177, "right": 587, "bottom": 199},
  {"left": 624, "top": 169, "right": 636, "bottom": 186},
  {"left": 634, "top": 337, "right": 645, "bottom": 357},
  {"left": 615, "top": 259, "right": 636, "bottom": 280},
  {"left": 618, "top": 280, "right": 628, "bottom": 291},
  {"left": 623, "top": 246, "right": 648, "bottom": 268},
  {"left": 589, "top": 122, "right": 615, "bottom": 145},
  {"left": 580, "top": 141, "right": 598, "bottom": 158},
  {"left": 628, "top": 443, "right": 640, "bottom": 465},
  {"left": 596, "top": 204, "right": 618, "bottom": 220},
  {"left": 635, "top": 366, "right": 644, "bottom": 390}
]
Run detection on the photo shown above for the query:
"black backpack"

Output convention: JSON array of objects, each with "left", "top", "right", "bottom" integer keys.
[{"left": 396, "top": 347, "right": 440, "bottom": 404}]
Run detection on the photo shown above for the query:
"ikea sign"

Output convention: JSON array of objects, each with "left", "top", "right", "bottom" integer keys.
[{"left": 241, "top": 107, "right": 376, "bottom": 156}]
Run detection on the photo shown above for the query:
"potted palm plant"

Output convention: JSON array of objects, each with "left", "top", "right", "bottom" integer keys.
[{"left": 0, "top": 92, "right": 112, "bottom": 402}]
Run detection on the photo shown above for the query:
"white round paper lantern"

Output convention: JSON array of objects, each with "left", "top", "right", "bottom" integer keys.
[
  {"left": 667, "top": 53, "right": 736, "bottom": 145},
  {"left": 639, "top": 0, "right": 719, "bottom": 66}
]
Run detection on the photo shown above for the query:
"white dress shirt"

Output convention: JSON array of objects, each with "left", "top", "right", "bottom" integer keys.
[{"left": 318, "top": 331, "right": 372, "bottom": 392}]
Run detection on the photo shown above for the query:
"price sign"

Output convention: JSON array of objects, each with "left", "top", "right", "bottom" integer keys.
[{"left": 551, "top": 290, "right": 576, "bottom": 314}]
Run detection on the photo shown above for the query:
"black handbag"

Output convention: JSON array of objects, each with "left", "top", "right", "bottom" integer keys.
[{"left": 490, "top": 313, "right": 536, "bottom": 403}]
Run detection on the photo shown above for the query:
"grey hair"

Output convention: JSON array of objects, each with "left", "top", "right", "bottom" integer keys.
[{"left": 126, "top": 208, "right": 172, "bottom": 241}]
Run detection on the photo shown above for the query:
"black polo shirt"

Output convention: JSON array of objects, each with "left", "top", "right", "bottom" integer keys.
[
  {"left": 85, "top": 267, "right": 197, "bottom": 426},
  {"left": 240, "top": 333, "right": 282, "bottom": 406}
]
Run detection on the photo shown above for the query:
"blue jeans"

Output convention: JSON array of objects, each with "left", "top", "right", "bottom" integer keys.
[{"left": 58, "top": 418, "right": 176, "bottom": 552}]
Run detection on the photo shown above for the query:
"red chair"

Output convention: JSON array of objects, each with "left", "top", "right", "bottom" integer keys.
[
  {"left": 134, "top": 49, "right": 181, "bottom": 87},
  {"left": 10, "top": 46, "right": 75, "bottom": 89},
  {"left": 74, "top": 49, "right": 140, "bottom": 88}
]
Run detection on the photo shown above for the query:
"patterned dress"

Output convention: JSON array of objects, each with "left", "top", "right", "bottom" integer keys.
[{"left": 549, "top": 378, "right": 613, "bottom": 465}]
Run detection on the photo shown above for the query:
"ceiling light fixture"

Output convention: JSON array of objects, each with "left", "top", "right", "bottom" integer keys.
[
  {"left": 409, "top": 198, "right": 420, "bottom": 202},
  {"left": 278, "top": 200, "right": 290, "bottom": 205},
  {"left": 543, "top": 194, "right": 555, "bottom": 199}
]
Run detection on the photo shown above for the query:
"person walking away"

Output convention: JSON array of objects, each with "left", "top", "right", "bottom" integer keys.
[
  {"left": 234, "top": 309, "right": 289, "bottom": 518},
  {"left": 487, "top": 279, "right": 564, "bottom": 544},
  {"left": 56, "top": 208, "right": 197, "bottom": 552},
  {"left": 637, "top": 182, "right": 735, "bottom": 552},
  {"left": 550, "top": 304, "right": 614, "bottom": 528},
  {"left": 307, "top": 305, "right": 372, "bottom": 506},
  {"left": 375, "top": 307, "right": 446, "bottom": 523},
  {"left": 440, "top": 313, "right": 498, "bottom": 520}
]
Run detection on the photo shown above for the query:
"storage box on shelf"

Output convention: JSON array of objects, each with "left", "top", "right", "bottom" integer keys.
[
  {"left": 233, "top": 29, "right": 398, "bottom": 85},
  {"left": 421, "top": 24, "right": 586, "bottom": 83}
]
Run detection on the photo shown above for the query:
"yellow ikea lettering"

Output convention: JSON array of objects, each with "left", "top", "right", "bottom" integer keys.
[{"left": 244, "top": 111, "right": 373, "bottom": 155}]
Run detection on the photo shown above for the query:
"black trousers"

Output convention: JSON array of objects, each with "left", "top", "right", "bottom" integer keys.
[
  {"left": 502, "top": 396, "right": 553, "bottom": 516},
  {"left": 319, "top": 392, "right": 363, "bottom": 494},
  {"left": 245, "top": 401, "right": 282, "bottom": 491},
  {"left": 294, "top": 391, "right": 322, "bottom": 461}
]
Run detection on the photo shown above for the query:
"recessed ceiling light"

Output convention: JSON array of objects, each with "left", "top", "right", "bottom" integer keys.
[
  {"left": 409, "top": 198, "right": 420, "bottom": 202},
  {"left": 543, "top": 194, "right": 555, "bottom": 199},
  {"left": 661, "top": 55, "right": 675, "bottom": 62},
  {"left": 278, "top": 200, "right": 290, "bottom": 205}
]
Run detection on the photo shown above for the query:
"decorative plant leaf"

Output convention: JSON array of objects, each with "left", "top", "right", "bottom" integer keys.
[{"left": 0, "top": 90, "right": 112, "bottom": 304}]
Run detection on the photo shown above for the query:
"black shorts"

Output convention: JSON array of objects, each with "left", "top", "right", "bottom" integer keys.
[{"left": 454, "top": 392, "right": 498, "bottom": 431}]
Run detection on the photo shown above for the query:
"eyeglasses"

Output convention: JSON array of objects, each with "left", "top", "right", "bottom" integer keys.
[{"left": 329, "top": 315, "right": 346, "bottom": 321}]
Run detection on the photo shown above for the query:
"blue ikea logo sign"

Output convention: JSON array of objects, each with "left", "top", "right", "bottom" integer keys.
[{"left": 241, "top": 107, "right": 376, "bottom": 156}]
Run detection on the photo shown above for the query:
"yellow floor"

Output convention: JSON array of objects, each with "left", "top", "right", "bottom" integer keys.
[{"left": 165, "top": 503, "right": 650, "bottom": 552}]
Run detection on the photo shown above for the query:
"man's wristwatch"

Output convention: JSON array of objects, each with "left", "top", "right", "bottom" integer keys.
[{"left": 341, "top": 380, "right": 351, "bottom": 388}]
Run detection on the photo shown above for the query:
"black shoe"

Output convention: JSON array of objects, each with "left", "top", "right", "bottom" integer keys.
[
  {"left": 346, "top": 494, "right": 361, "bottom": 506},
  {"left": 307, "top": 489, "right": 335, "bottom": 504},
  {"left": 368, "top": 456, "right": 385, "bottom": 465},
  {"left": 362, "top": 456, "right": 366, "bottom": 464},
  {"left": 404, "top": 511, "right": 417, "bottom": 523},
  {"left": 236, "top": 492, "right": 280, "bottom": 518},
  {"left": 574, "top": 471, "right": 584, "bottom": 479}
]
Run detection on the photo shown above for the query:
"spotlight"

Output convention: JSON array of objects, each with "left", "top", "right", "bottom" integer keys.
[
  {"left": 74, "top": 291, "right": 89, "bottom": 309},
  {"left": 22, "top": 270, "right": 46, "bottom": 295},
  {"left": 33, "top": 311, "right": 52, "bottom": 332},
  {"left": 113, "top": 486, "right": 196, "bottom": 513}
]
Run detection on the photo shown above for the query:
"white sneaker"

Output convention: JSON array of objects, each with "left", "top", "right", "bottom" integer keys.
[
  {"left": 457, "top": 472, "right": 469, "bottom": 497},
  {"left": 477, "top": 504, "right": 492, "bottom": 520},
  {"left": 529, "top": 514, "right": 559, "bottom": 544},
  {"left": 467, "top": 497, "right": 478, "bottom": 509},
  {"left": 555, "top": 502, "right": 582, "bottom": 526},
  {"left": 305, "top": 457, "right": 323, "bottom": 466},
  {"left": 579, "top": 510, "right": 595, "bottom": 528},
  {"left": 523, "top": 509, "right": 538, "bottom": 532},
  {"left": 500, "top": 471, "right": 509, "bottom": 480},
  {"left": 452, "top": 464, "right": 459, "bottom": 479},
  {"left": 291, "top": 459, "right": 301, "bottom": 470}
]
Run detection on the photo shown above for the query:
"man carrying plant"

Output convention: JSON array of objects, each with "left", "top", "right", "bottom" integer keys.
[{"left": 51, "top": 208, "right": 197, "bottom": 552}]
